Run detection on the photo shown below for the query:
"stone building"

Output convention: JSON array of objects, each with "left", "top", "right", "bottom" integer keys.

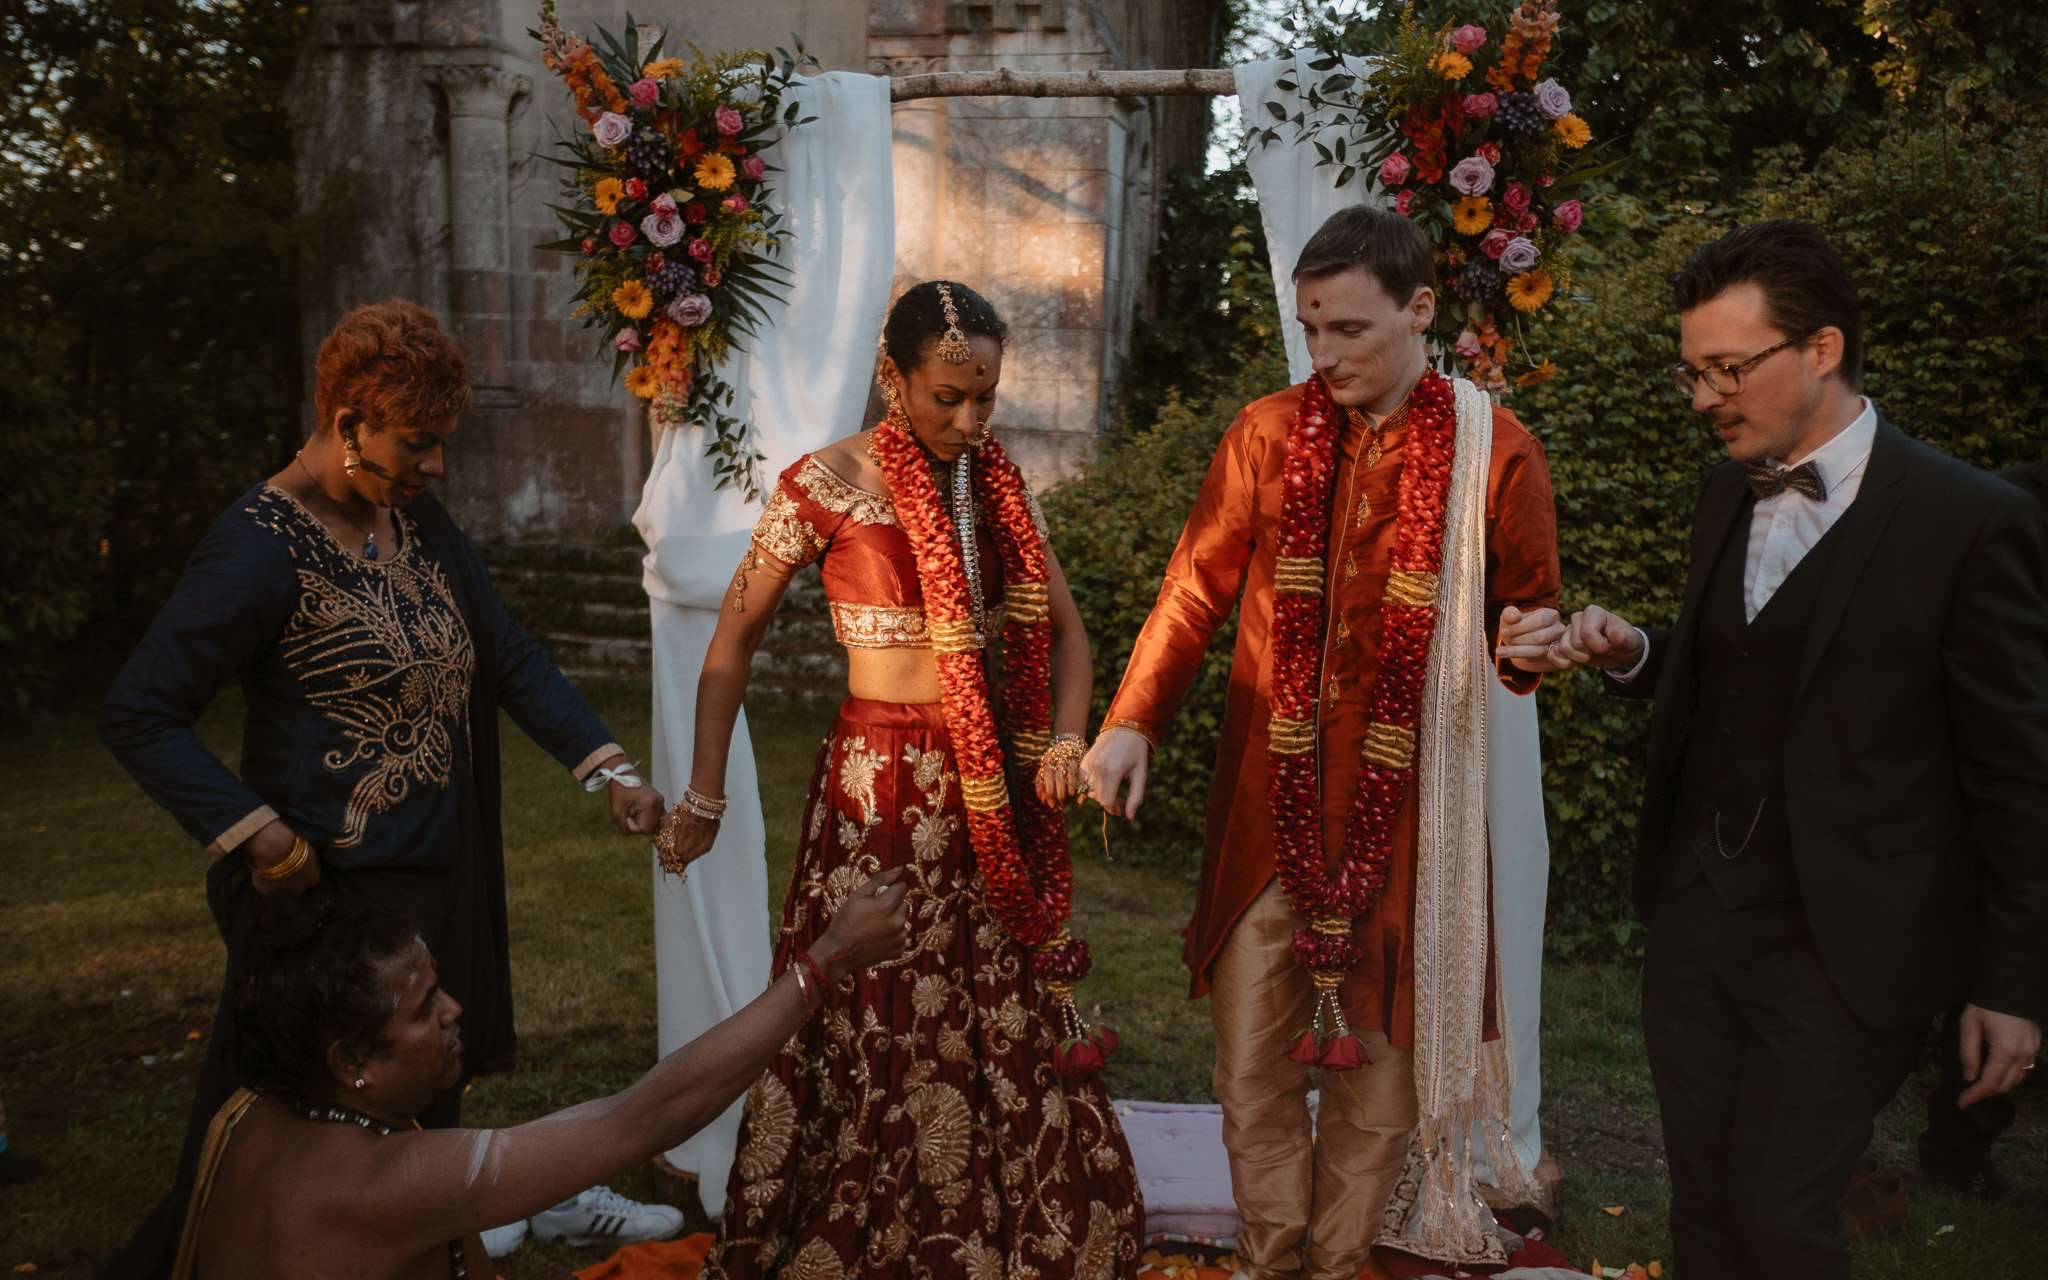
[{"left": 287, "top": 0, "right": 1224, "bottom": 544}]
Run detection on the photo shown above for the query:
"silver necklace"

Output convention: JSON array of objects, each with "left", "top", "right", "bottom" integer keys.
[
  {"left": 952, "top": 453, "right": 987, "bottom": 647},
  {"left": 304, "top": 1103, "right": 467, "bottom": 1275}
]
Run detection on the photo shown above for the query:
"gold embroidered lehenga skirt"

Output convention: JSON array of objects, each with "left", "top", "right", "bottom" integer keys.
[{"left": 706, "top": 697, "right": 1142, "bottom": 1280}]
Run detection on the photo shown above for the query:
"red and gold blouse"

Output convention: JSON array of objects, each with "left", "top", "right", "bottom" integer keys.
[{"left": 748, "top": 452, "right": 1049, "bottom": 650}]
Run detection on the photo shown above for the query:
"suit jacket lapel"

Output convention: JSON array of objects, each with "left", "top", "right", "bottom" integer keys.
[{"left": 1794, "top": 416, "right": 1910, "bottom": 694}]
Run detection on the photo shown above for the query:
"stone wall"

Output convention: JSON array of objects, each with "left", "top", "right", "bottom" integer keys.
[{"left": 288, "top": 0, "right": 1221, "bottom": 542}]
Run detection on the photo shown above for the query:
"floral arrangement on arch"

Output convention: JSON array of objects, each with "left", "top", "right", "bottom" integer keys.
[
  {"left": 532, "top": 0, "right": 814, "bottom": 497},
  {"left": 1259, "top": 1, "right": 1610, "bottom": 393}
]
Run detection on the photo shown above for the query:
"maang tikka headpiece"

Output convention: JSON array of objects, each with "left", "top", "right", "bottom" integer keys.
[{"left": 934, "top": 282, "right": 972, "bottom": 365}]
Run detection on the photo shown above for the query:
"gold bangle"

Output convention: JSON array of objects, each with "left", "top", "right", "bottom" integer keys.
[
  {"left": 1102, "top": 718, "right": 1159, "bottom": 755},
  {"left": 679, "top": 786, "right": 728, "bottom": 820},
  {"left": 255, "top": 835, "right": 309, "bottom": 881}
]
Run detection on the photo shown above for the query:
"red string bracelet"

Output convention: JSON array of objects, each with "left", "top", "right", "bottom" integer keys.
[{"left": 794, "top": 949, "right": 829, "bottom": 997}]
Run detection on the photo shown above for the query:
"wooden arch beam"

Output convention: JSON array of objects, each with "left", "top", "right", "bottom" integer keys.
[{"left": 888, "top": 67, "right": 1238, "bottom": 102}]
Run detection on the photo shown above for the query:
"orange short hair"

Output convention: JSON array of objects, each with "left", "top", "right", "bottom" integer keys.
[{"left": 314, "top": 300, "right": 473, "bottom": 431}]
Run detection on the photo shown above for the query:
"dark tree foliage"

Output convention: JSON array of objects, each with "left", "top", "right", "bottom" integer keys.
[
  {"left": 1119, "top": 164, "right": 1278, "bottom": 430},
  {"left": 1312, "top": 0, "right": 2048, "bottom": 202},
  {"left": 1, "top": 0, "right": 309, "bottom": 714}
]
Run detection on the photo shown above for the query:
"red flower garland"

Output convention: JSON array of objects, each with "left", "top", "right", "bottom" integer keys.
[
  {"left": 869, "top": 412, "right": 1110, "bottom": 1076},
  {"left": 1267, "top": 371, "right": 1458, "bottom": 1069}
]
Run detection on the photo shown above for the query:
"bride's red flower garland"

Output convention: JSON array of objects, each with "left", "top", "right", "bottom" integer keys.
[
  {"left": 1268, "top": 370, "right": 1458, "bottom": 1070},
  {"left": 870, "top": 410, "right": 1114, "bottom": 1076}
]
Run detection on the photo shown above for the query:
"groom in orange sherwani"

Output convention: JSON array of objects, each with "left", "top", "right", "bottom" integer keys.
[{"left": 1083, "top": 206, "right": 1564, "bottom": 1280}]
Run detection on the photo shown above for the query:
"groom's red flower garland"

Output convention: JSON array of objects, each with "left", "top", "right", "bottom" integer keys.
[
  {"left": 1268, "top": 370, "right": 1458, "bottom": 1070},
  {"left": 870, "top": 410, "right": 1115, "bottom": 1076}
]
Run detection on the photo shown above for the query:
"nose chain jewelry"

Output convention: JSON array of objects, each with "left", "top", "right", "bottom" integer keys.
[{"left": 952, "top": 452, "right": 988, "bottom": 646}]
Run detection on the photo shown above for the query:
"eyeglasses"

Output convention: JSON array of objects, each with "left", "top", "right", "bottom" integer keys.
[{"left": 1668, "top": 330, "right": 1817, "bottom": 398}]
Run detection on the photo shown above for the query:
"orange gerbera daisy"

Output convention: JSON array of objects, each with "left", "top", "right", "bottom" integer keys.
[
  {"left": 1453, "top": 196, "right": 1493, "bottom": 235},
  {"left": 612, "top": 279, "right": 654, "bottom": 319},
  {"left": 1515, "top": 359, "right": 1558, "bottom": 387},
  {"left": 643, "top": 57, "right": 684, "bottom": 80},
  {"left": 1556, "top": 114, "right": 1592, "bottom": 149},
  {"left": 693, "top": 152, "right": 736, "bottom": 191},
  {"left": 593, "top": 177, "right": 625, "bottom": 215},
  {"left": 1506, "top": 270, "right": 1554, "bottom": 312},
  {"left": 1433, "top": 51, "right": 1474, "bottom": 81},
  {"left": 624, "top": 364, "right": 660, "bottom": 398}
]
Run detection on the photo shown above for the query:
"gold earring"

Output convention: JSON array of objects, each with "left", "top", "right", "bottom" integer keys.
[{"left": 342, "top": 435, "right": 361, "bottom": 477}]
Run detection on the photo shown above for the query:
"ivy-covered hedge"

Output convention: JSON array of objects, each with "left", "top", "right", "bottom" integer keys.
[{"left": 1052, "top": 116, "right": 2048, "bottom": 943}]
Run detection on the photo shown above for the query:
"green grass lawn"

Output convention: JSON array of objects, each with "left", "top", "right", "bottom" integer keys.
[{"left": 3, "top": 680, "right": 2040, "bottom": 1277}]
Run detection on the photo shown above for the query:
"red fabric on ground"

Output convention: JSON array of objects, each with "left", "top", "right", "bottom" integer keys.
[{"left": 574, "top": 1232, "right": 713, "bottom": 1279}]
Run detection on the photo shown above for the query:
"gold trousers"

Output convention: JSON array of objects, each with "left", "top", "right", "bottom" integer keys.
[{"left": 1211, "top": 878, "right": 1417, "bottom": 1280}]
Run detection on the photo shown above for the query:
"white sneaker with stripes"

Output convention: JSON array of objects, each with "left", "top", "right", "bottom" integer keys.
[{"left": 528, "top": 1185, "right": 685, "bottom": 1248}]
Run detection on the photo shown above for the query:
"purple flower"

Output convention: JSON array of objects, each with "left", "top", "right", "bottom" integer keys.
[
  {"left": 742, "top": 154, "right": 766, "bottom": 180},
  {"left": 1534, "top": 78, "right": 1573, "bottom": 121},
  {"left": 1497, "top": 235, "right": 1540, "bottom": 274},
  {"left": 1380, "top": 152, "right": 1411, "bottom": 186},
  {"left": 715, "top": 104, "right": 744, "bottom": 136},
  {"left": 668, "top": 292, "right": 713, "bottom": 326},
  {"left": 614, "top": 328, "right": 643, "bottom": 352},
  {"left": 641, "top": 211, "right": 685, "bottom": 247},
  {"left": 1448, "top": 155, "right": 1495, "bottom": 196},
  {"left": 629, "top": 78, "right": 659, "bottom": 108},
  {"left": 1462, "top": 92, "right": 1498, "bottom": 119},
  {"left": 1457, "top": 259, "right": 1502, "bottom": 301},
  {"left": 592, "top": 112, "right": 633, "bottom": 149},
  {"left": 1450, "top": 24, "right": 1488, "bottom": 53},
  {"left": 687, "top": 238, "right": 713, "bottom": 263}
]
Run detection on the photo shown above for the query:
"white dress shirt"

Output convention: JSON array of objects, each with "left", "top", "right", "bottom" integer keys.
[{"left": 1615, "top": 398, "right": 1877, "bottom": 679}]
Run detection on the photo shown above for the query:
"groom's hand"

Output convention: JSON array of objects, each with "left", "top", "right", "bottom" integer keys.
[
  {"left": 1081, "top": 728, "right": 1151, "bottom": 820},
  {"left": 1496, "top": 605, "right": 1571, "bottom": 672},
  {"left": 1958, "top": 1004, "right": 2043, "bottom": 1108}
]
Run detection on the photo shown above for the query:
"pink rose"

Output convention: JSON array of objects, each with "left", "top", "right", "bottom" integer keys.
[
  {"left": 609, "top": 220, "right": 637, "bottom": 248},
  {"left": 591, "top": 112, "right": 632, "bottom": 148},
  {"left": 1395, "top": 189, "right": 1415, "bottom": 215},
  {"left": 1380, "top": 152, "right": 1411, "bottom": 186},
  {"left": 629, "top": 77, "right": 658, "bottom": 108},
  {"left": 742, "top": 154, "right": 766, "bottom": 180},
  {"left": 614, "top": 328, "right": 642, "bottom": 352},
  {"left": 641, "top": 211, "right": 685, "bottom": 247},
  {"left": 1448, "top": 155, "right": 1495, "bottom": 196},
  {"left": 687, "top": 238, "right": 713, "bottom": 263},
  {"left": 1477, "top": 141, "right": 1501, "bottom": 164},
  {"left": 1462, "top": 92, "right": 1498, "bottom": 119},
  {"left": 1517, "top": 211, "right": 1540, "bottom": 232},
  {"left": 1502, "top": 181, "right": 1531, "bottom": 215},
  {"left": 722, "top": 193, "right": 749, "bottom": 213},
  {"left": 1479, "top": 228, "right": 1515, "bottom": 259},
  {"left": 1450, "top": 23, "right": 1487, "bottom": 52},
  {"left": 715, "top": 104, "right": 744, "bottom": 136},
  {"left": 701, "top": 266, "right": 722, "bottom": 288},
  {"left": 1554, "top": 198, "right": 1583, "bottom": 233},
  {"left": 1455, "top": 329, "right": 1483, "bottom": 360},
  {"left": 649, "top": 192, "right": 678, "bottom": 218}
]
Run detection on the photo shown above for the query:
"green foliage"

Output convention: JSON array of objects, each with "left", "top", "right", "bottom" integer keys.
[
  {"left": 1315, "top": 0, "right": 2048, "bottom": 203},
  {"left": 1119, "top": 165, "right": 1278, "bottom": 430},
  {"left": 0, "top": 0, "right": 308, "bottom": 714},
  {"left": 1047, "top": 344, "right": 1292, "bottom": 859}
]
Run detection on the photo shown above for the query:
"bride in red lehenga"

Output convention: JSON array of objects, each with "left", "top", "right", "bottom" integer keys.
[{"left": 661, "top": 280, "right": 1141, "bottom": 1279}]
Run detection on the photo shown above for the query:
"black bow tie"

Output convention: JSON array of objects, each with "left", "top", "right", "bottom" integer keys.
[{"left": 1744, "top": 460, "right": 1827, "bottom": 502}]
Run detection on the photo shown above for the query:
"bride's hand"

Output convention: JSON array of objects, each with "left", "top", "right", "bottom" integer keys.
[
  {"left": 1034, "top": 736, "right": 1088, "bottom": 809},
  {"left": 654, "top": 808, "right": 720, "bottom": 876}
]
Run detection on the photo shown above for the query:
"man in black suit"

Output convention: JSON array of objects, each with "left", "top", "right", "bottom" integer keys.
[
  {"left": 1558, "top": 220, "right": 2048, "bottom": 1279},
  {"left": 1912, "top": 456, "right": 2048, "bottom": 1208}
]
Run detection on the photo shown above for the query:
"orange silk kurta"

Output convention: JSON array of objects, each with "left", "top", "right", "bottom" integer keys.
[{"left": 1103, "top": 382, "right": 1560, "bottom": 1048}]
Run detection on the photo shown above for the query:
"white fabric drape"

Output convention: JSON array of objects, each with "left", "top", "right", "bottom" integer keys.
[
  {"left": 630, "top": 69, "right": 897, "bottom": 1218},
  {"left": 1235, "top": 56, "right": 1548, "bottom": 1180}
]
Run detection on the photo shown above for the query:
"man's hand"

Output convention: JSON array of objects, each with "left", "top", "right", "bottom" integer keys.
[
  {"left": 1559, "top": 605, "right": 1648, "bottom": 671},
  {"left": 243, "top": 818, "right": 321, "bottom": 895},
  {"left": 1496, "top": 606, "right": 1571, "bottom": 673},
  {"left": 1081, "top": 728, "right": 1151, "bottom": 819},
  {"left": 1958, "top": 1004, "right": 2043, "bottom": 1108},
  {"left": 611, "top": 776, "right": 665, "bottom": 837}
]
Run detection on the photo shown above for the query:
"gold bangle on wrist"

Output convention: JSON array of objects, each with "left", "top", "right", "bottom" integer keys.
[
  {"left": 1102, "top": 718, "right": 1160, "bottom": 755},
  {"left": 255, "top": 835, "right": 310, "bottom": 881},
  {"left": 679, "top": 786, "right": 728, "bottom": 821}
]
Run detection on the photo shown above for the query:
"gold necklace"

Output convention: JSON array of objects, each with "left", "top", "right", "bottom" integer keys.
[{"left": 295, "top": 452, "right": 381, "bottom": 561}]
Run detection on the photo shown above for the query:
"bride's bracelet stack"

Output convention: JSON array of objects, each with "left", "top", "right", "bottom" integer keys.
[{"left": 679, "top": 786, "right": 728, "bottom": 821}]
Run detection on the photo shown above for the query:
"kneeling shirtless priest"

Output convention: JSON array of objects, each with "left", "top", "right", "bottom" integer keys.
[{"left": 1084, "top": 205, "right": 1565, "bottom": 1279}]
